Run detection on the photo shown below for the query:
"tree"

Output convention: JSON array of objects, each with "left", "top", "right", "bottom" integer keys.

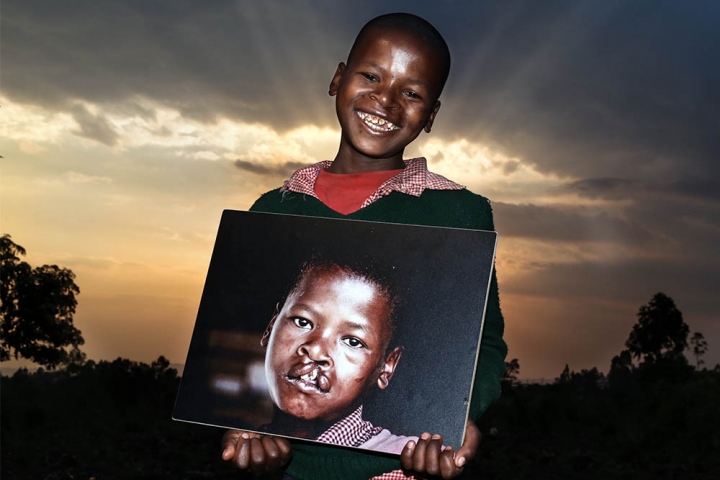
[
  {"left": 1, "top": 234, "right": 85, "bottom": 369},
  {"left": 625, "top": 292, "right": 689, "bottom": 365},
  {"left": 557, "top": 364, "right": 571, "bottom": 384},
  {"left": 608, "top": 349, "right": 634, "bottom": 388},
  {"left": 502, "top": 358, "right": 520, "bottom": 386},
  {"left": 690, "top": 332, "right": 708, "bottom": 369}
]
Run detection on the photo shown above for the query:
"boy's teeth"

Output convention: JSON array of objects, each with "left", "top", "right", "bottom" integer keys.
[
  {"left": 357, "top": 112, "right": 397, "bottom": 131},
  {"left": 301, "top": 368, "right": 318, "bottom": 383}
]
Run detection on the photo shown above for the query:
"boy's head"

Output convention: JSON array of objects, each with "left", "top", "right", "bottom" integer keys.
[
  {"left": 329, "top": 13, "right": 451, "bottom": 163},
  {"left": 261, "top": 260, "right": 403, "bottom": 424},
  {"left": 348, "top": 14, "right": 451, "bottom": 97}
]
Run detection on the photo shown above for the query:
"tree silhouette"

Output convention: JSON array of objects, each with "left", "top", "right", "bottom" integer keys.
[
  {"left": 502, "top": 358, "right": 520, "bottom": 388},
  {"left": 690, "top": 332, "right": 708, "bottom": 369},
  {"left": 625, "top": 292, "right": 689, "bottom": 365},
  {"left": 0, "top": 234, "right": 85, "bottom": 369},
  {"left": 557, "top": 364, "right": 571, "bottom": 383}
]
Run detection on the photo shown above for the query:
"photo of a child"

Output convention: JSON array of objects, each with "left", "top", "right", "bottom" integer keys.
[
  {"left": 259, "top": 259, "right": 416, "bottom": 453},
  {"left": 174, "top": 210, "right": 497, "bottom": 455}
]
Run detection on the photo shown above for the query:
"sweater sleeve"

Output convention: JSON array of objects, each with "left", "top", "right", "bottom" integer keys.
[{"left": 468, "top": 197, "right": 508, "bottom": 420}]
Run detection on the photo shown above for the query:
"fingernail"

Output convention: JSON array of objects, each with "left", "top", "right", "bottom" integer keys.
[
  {"left": 241, "top": 433, "right": 249, "bottom": 439},
  {"left": 421, "top": 432, "right": 430, "bottom": 440},
  {"left": 432, "top": 434, "right": 441, "bottom": 440},
  {"left": 407, "top": 440, "right": 416, "bottom": 450},
  {"left": 457, "top": 456, "right": 466, "bottom": 467}
]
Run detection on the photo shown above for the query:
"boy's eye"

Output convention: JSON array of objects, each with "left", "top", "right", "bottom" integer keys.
[
  {"left": 360, "top": 72, "right": 378, "bottom": 82},
  {"left": 292, "top": 317, "right": 312, "bottom": 330},
  {"left": 343, "top": 337, "right": 366, "bottom": 349},
  {"left": 404, "top": 90, "right": 422, "bottom": 100}
]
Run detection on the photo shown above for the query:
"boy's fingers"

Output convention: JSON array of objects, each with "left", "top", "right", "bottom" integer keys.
[
  {"left": 262, "top": 436, "right": 293, "bottom": 471},
  {"left": 455, "top": 422, "right": 482, "bottom": 467},
  {"left": 400, "top": 440, "right": 416, "bottom": 470},
  {"left": 234, "top": 437, "right": 252, "bottom": 470},
  {"left": 249, "top": 437, "right": 267, "bottom": 472},
  {"left": 412, "top": 433, "right": 431, "bottom": 472},
  {"left": 221, "top": 445, "right": 234, "bottom": 461},
  {"left": 275, "top": 437, "right": 294, "bottom": 465},
  {"left": 424, "top": 434, "right": 443, "bottom": 476},
  {"left": 439, "top": 447, "right": 458, "bottom": 479},
  {"left": 221, "top": 430, "right": 241, "bottom": 460},
  {"left": 260, "top": 436, "right": 281, "bottom": 468},
  {"left": 412, "top": 432, "right": 431, "bottom": 472}
]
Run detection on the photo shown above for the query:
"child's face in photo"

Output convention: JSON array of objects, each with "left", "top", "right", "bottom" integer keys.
[
  {"left": 329, "top": 28, "right": 446, "bottom": 162},
  {"left": 264, "top": 269, "right": 400, "bottom": 423}
]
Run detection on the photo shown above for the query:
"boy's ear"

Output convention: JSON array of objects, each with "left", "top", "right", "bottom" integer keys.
[
  {"left": 329, "top": 62, "right": 346, "bottom": 97},
  {"left": 377, "top": 346, "right": 403, "bottom": 390},
  {"left": 423, "top": 100, "right": 442, "bottom": 134},
  {"left": 260, "top": 302, "right": 282, "bottom": 347}
]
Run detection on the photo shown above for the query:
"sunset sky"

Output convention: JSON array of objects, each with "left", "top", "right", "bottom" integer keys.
[{"left": 2, "top": 1, "right": 718, "bottom": 380}]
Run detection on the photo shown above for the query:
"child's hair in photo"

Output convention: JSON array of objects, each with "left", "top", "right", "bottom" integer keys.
[{"left": 286, "top": 256, "right": 401, "bottom": 351}]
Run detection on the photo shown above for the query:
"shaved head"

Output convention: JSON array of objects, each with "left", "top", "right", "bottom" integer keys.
[{"left": 347, "top": 13, "right": 451, "bottom": 99}]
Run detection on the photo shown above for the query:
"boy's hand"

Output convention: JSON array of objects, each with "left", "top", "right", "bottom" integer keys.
[
  {"left": 221, "top": 429, "right": 293, "bottom": 475},
  {"left": 400, "top": 422, "right": 481, "bottom": 479}
]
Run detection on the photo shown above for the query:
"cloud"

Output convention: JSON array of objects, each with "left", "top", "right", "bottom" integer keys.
[
  {"left": 503, "top": 257, "right": 720, "bottom": 316},
  {"left": 5, "top": 1, "right": 716, "bottom": 181},
  {"left": 234, "top": 160, "right": 307, "bottom": 178},
  {"left": 665, "top": 178, "right": 720, "bottom": 204},
  {"left": 3, "top": 1, "right": 718, "bottom": 377},
  {"left": 415, "top": 137, "right": 569, "bottom": 203},
  {"left": 63, "top": 171, "right": 113, "bottom": 184},
  {"left": 566, "top": 177, "right": 720, "bottom": 205},
  {"left": 2, "top": 0, "right": 346, "bottom": 130},
  {"left": 565, "top": 178, "right": 640, "bottom": 200},
  {"left": 71, "top": 104, "right": 120, "bottom": 146},
  {"left": 493, "top": 202, "right": 655, "bottom": 245}
]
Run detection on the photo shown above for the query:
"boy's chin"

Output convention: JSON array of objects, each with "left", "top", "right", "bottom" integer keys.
[{"left": 275, "top": 402, "right": 359, "bottom": 426}]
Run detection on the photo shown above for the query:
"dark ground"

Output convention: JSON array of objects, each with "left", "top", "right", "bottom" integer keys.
[{"left": 3, "top": 357, "right": 719, "bottom": 480}]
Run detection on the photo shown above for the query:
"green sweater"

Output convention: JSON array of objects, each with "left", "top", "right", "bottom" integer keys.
[{"left": 250, "top": 187, "right": 508, "bottom": 480}]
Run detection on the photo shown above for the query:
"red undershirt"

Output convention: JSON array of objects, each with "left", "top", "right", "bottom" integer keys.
[{"left": 313, "top": 168, "right": 404, "bottom": 215}]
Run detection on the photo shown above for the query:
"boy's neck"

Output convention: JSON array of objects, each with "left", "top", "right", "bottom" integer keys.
[{"left": 328, "top": 147, "right": 406, "bottom": 174}]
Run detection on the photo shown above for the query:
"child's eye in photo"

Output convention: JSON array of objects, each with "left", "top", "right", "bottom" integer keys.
[
  {"left": 293, "top": 317, "right": 312, "bottom": 329},
  {"left": 343, "top": 337, "right": 366, "bottom": 349},
  {"left": 361, "top": 72, "right": 378, "bottom": 82}
]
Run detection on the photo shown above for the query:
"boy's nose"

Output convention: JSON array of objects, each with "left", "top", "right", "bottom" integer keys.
[
  {"left": 370, "top": 85, "right": 398, "bottom": 110},
  {"left": 298, "top": 336, "right": 333, "bottom": 366}
]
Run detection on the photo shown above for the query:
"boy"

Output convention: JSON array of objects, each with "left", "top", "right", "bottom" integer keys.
[
  {"left": 222, "top": 12, "right": 507, "bottom": 480},
  {"left": 259, "top": 259, "right": 416, "bottom": 454}
]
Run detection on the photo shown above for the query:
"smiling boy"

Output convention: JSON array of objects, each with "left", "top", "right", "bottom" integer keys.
[
  {"left": 221, "top": 12, "right": 507, "bottom": 480},
  {"left": 259, "top": 260, "right": 414, "bottom": 453}
]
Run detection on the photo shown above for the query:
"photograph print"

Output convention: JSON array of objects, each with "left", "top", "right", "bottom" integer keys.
[{"left": 173, "top": 210, "right": 497, "bottom": 454}]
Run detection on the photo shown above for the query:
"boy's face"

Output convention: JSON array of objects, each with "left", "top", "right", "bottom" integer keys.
[
  {"left": 329, "top": 28, "right": 446, "bottom": 163},
  {"left": 263, "top": 269, "right": 402, "bottom": 423}
]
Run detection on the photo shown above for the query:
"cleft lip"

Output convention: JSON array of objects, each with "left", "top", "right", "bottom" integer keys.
[
  {"left": 286, "top": 361, "right": 331, "bottom": 393},
  {"left": 287, "top": 361, "right": 316, "bottom": 379}
]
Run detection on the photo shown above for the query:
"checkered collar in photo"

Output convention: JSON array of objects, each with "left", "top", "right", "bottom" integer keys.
[{"left": 315, "top": 406, "right": 382, "bottom": 447}]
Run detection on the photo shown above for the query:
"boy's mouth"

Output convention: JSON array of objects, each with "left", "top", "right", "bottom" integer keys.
[
  {"left": 356, "top": 111, "right": 399, "bottom": 132},
  {"left": 286, "top": 362, "right": 330, "bottom": 394}
]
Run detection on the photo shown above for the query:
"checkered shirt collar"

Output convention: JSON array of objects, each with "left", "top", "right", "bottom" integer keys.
[
  {"left": 280, "top": 157, "right": 465, "bottom": 209},
  {"left": 315, "top": 406, "right": 382, "bottom": 448},
  {"left": 316, "top": 407, "right": 418, "bottom": 479}
]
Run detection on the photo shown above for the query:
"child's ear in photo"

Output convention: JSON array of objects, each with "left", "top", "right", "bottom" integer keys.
[
  {"left": 260, "top": 301, "right": 282, "bottom": 347},
  {"left": 377, "top": 345, "right": 403, "bottom": 389}
]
